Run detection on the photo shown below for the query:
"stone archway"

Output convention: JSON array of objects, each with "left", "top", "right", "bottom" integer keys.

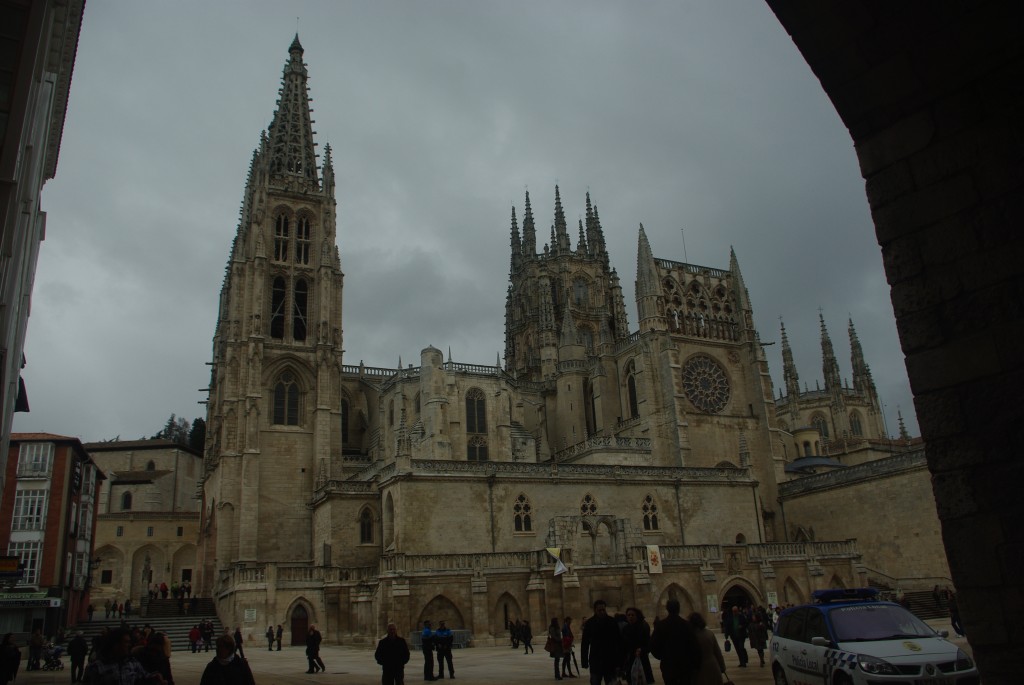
[
  {"left": 654, "top": 583, "right": 697, "bottom": 619},
  {"left": 765, "top": 3, "right": 1021, "bottom": 679},
  {"left": 495, "top": 592, "right": 524, "bottom": 638},
  {"left": 289, "top": 602, "right": 311, "bottom": 646},
  {"left": 418, "top": 594, "right": 465, "bottom": 630}
]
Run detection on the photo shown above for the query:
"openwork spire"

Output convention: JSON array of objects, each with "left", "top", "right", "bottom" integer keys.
[
  {"left": 820, "top": 313, "right": 842, "bottom": 392},
  {"left": 780, "top": 320, "right": 801, "bottom": 398},
  {"left": 267, "top": 35, "right": 319, "bottom": 186},
  {"left": 522, "top": 190, "right": 536, "bottom": 256},
  {"left": 848, "top": 318, "right": 876, "bottom": 394},
  {"left": 553, "top": 185, "right": 570, "bottom": 253},
  {"left": 510, "top": 205, "right": 521, "bottom": 271}
]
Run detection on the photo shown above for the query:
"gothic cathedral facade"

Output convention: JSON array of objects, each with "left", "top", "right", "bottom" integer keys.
[{"left": 199, "top": 38, "right": 909, "bottom": 646}]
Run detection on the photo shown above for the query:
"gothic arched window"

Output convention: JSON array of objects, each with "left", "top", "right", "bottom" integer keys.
[
  {"left": 849, "top": 411, "right": 863, "bottom": 437},
  {"left": 145, "top": 460, "right": 155, "bottom": 471},
  {"left": 292, "top": 279, "right": 308, "bottom": 341},
  {"left": 811, "top": 414, "right": 830, "bottom": 439},
  {"left": 466, "top": 388, "right": 486, "bottom": 434},
  {"left": 121, "top": 492, "right": 132, "bottom": 511},
  {"left": 296, "top": 216, "right": 312, "bottom": 265},
  {"left": 573, "top": 278, "right": 588, "bottom": 306},
  {"left": 359, "top": 508, "right": 373, "bottom": 544},
  {"left": 274, "top": 214, "right": 289, "bottom": 262},
  {"left": 580, "top": 493, "right": 598, "bottom": 516},
  {"left": 514, "top": 493, "right": 532, "bottom": 532},
  {"left": 273, "top": 371, "right": 301, "bottom": 426},
  {"left": 580, "top": 326, "right": 594, "bottom": 352},
  {"left": 468, "top": 435, "right": 488, "bottom": 461},
  {"left": 642, "top": 494, "right": 659, "bottom": 531},
  {"left": 625, "top": 360, "right": 639, "bottom": 419},
  {"left": 270, "top": 276, "right": 286, "bottom": 339}
]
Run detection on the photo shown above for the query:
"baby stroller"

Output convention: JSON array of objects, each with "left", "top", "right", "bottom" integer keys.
[{"left": 42, "top": 643, "right": 64, "bottom": 671}]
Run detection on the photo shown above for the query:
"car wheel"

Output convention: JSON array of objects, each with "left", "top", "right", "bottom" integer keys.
[
  {"left": 773, "top": 665, "right": 789, "bottom": 685},
  {"left": 833, "top": 672, "right": 853, "bottom": 685}
]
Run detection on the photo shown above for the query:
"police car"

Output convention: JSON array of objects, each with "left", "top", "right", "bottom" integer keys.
[{"left": 770, "top": 588, "right": 979, "bottom": 685}]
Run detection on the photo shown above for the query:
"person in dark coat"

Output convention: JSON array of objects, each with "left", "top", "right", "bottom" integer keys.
[
  {"left": 67, "top": 631, "right": 90, "bottom": 683},
  {"left": 649, "top": 599, "right": 701, "bottom": 685},
  {"left": 0, "top": 633, "right": 21, "bottom": 685},
  {"left": 720, "top": 605, "right": 748, "bottom": 668},
  {"left": 232, "top": 627, "right": 245, "bottom": 659},
  {"left": 375, "top": 623, "right": 410, "bottom": 685},
  {"left": 305, "top": 625, "right": 324, "bottom": 674},
  {"left": 134, "top": 632, "right": 173, "bottom": 685},
  {"left": 621, "top": 608, "right": 654, "bottom": 684},
  {"left": 199, "top": 635, "right": 255, "bottom": 685},
  {"left": 580, "top": 600, "right": 625, "bottom": 685}
]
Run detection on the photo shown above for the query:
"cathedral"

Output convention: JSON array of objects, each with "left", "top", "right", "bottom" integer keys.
[{"left": 197, "top": 37, "right": 944, "bottom": 646}]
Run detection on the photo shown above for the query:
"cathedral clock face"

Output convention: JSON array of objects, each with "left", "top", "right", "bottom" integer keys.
[{"left": 682, "top": 354, "right": 731, "bottom": 413}]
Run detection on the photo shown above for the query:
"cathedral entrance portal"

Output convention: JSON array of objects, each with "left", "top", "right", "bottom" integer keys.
[
  {"left": 722, "top": 584, "right": 755, "bottom": 614},
  {"left": 290, "top": 605, "right": 309, "bottom": 646}
]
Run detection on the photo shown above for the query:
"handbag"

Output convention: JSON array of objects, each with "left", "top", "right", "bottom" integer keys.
[
  {"left": 544, "top": 636, "right": 556, "bottom": 653},
  {"left": 724, "top": 638, "right": 731, "bottom": 652}
]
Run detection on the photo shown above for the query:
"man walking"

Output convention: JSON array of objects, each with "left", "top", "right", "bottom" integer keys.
[
  {"left": 376, "top": 623, "right": 411, "bottom": 685},
  {"left": 580, "top": 600, "right": 625, "bottom": 685},
  {"left": 276, "top": 624, "right": 283, "bottom": 651},
  {"left": 305, "top": 624, "right": 325, "bottom": 673},
  {"left": 650, "top": 599, "right": 701, "bottom": 684},
  {"left": 722, "top": 605, "right": 749, "bottom": 668},
  {"left": 67, "top": 631, "right": 88, "bottom": 683}
]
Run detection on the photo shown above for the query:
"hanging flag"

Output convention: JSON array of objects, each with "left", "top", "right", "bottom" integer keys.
[
  {"left": 646, "top": 545, "right": 663, "bottom": 574},
  {"left": 546, "top": 547, "right": 568, "bottom": 576}
]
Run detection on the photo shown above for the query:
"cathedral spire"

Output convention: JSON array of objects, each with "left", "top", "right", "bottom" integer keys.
[
  {"left": 522, "top": 190, "right": 536, "bottom": 257},
  {"left": 577, "top": 218, "right": 587, "bottom": 255},
  {"left": 848, "top": 318, "right": 876, "bottom": 395},
  {"left": 780, "top": 320, "right": 801, "bottom": 399},
  {"left": 267, "top": 35, "right": 319, "bottom": 186},
  {"left": 321, "top": 142, "right": 335, "bottom": 195},
  {"left": 510, "top": 205, "right": 522, "bottom": 271},
  {"left": 820, "top": 313, "right": 842, "bottom": 392},
  {"left": 635, "top": 224, "right": 662, "bottom": 333},
  {"left": 553, "top": 185, "right": 570, "bottom": 253},
  {"left": 897, "top": 409, "right": 911, "bottom": 441}
]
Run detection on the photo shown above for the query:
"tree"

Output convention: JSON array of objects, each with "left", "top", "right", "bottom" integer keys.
[
  {"left": 152, "top": 413, "right": 190, "bottom": 446},
  {"left": 188, "top": 418, "right": 206, "bottom": 453}
]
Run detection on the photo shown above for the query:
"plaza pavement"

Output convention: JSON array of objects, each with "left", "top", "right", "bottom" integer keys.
[{"left": 16, "top": 620, "right": 967, "bottom": 685}]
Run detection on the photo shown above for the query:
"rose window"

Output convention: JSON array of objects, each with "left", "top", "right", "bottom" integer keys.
[{"left": 681, "top": 355, "right": 730, "bottom": 414}]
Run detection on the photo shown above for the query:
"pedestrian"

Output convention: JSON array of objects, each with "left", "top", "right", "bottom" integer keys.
[
  {"left": 580, "top": 600, "right": 625, "bottom": 685},
  {"left": 948, "top": 592, "right": 964, "bottom": 637},
  {"left": 134, "top": 632, "right": 174, "bottom": 685},
  {"left": 82, "top": 627, "right": 151, "bottom": 685},
  {"left": 521, "top": 620, "right": 534, "bottom": 654},
  {"left": 104, "top": 599, "right": 112, "bottom": 619},
  {"left": 233, "top": 627, "right": 245, "bottom": 660},
  {"left": 67, "top": 631, "right": 89, "bottom": 683},
  {"left": 189, "top": 626, "right": 201, "bottom": 654},
  {"left": 511, "top": 619, "right": 521, "bottom": 649},
  {"left": 0, "top": 633, "right": 20, "bottom": 685},
  {"left": 199, "top": 635, "right": 255, "bottom": 685},
  {"left": 201, "top": 622, "right": 213, "bottom": 652},
  {"left": 27, "top": 628, "right": 43, "bottom": 670},
  {"left": 160, "top": 582, "right": 168, "bottom": 600},
  {"left": 687, "top": 613, "right": 728, "bottom": 685},
  {"left": 375, "top": 623, "right": 410, "bottom": 685},
  {"left": 932, "top": 585, "right": 942, "bottom": 610},
  {"left": 265, "top": 626, "right": 274, "bottom": 651},
  {"left": 622, "top": 607, "right": 654, "bottom": 685},
  {"left": 546, "top": 617, "right": 564, "bottom": 680},
  {"left": 275, "top": 625, "right": 283, "bottom": 651},
  {"left": 124, "top": 599, "right": 132, "bottom": 619},
  {"left": 747, "top": 613, "right": 768, "bottom": 667},
  {"left": 435, "top": 621, "right": 454, "bottom": 679},
  {"left": 420, "top": 620, "right": 436, "bottom": 681},
  {"left": 560, "top": 617, "right": 575, "bottom": 678},
  {"left": 649, "top": 599, "right": 702, "bottom": 685},
  {"left": 721, "top": 605, "right": 748, "bottom": 668},
  {"left": 118, "top": 602, "right": 124, "bottom": 619},
  {"left": 87, "top": 604, "right": 95, "bottom": 622},
  {"left": 305, "top": 625, "right": 324, "bottom": 674}
]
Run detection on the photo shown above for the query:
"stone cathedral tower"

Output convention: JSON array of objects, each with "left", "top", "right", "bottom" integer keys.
[{"left": 200, "top": 36, "right": 344, "bottom": 579}]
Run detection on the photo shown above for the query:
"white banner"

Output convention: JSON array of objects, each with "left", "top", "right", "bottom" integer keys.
[{"left": 646, "top": 545, "right": 663, "bottom": 574}]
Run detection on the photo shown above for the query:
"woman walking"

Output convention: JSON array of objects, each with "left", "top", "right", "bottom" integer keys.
[
  {"left": 622, "top": 607, "right": 654, "bottom": 684},
  {"left": 547, "top": 618, "right": 564, "bottom": 680},
  {"left": 561, "top": 617, "right": 576, "bottom": 678},
  {"left": 688, "top": 613, "right": 728, "bottom": 685}
]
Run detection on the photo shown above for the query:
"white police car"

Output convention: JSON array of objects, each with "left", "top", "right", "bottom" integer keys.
[{"left": 770, "top": 588, "right": 979, "bottom": 685}]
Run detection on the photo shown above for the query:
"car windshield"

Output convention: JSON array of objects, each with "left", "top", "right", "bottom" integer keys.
[{"left": 829, "top": 604, "right": 936, "bottom": 641}]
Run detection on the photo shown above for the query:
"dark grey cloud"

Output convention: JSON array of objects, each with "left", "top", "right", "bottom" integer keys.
[{"left": 15, "top": 1, "right": 919, "bottom": 442}]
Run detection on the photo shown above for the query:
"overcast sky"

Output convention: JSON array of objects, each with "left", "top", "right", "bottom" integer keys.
[{"left": 16, "top": 1, "right": 919, "bottom": 442}]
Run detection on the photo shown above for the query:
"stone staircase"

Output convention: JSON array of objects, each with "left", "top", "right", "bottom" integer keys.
[
  {"left": 902, "top": 590, "right": 950, "bottom": 621},
  {"left": 78, "top": 599, "right": 224, "bottom": 652}
]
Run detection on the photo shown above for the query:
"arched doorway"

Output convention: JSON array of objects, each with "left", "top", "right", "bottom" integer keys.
[
  {"left": 722, "top": 583, "right": 754, "bottom": 614},
  {"left": 495, "top": 592, "right": 523, "bottom": 637},
  {"left": 418, "top": 595, "right": 466, "bottom": 629},
  {"left": 290, "top": 605, "right": 309, "bottom": 646}
]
